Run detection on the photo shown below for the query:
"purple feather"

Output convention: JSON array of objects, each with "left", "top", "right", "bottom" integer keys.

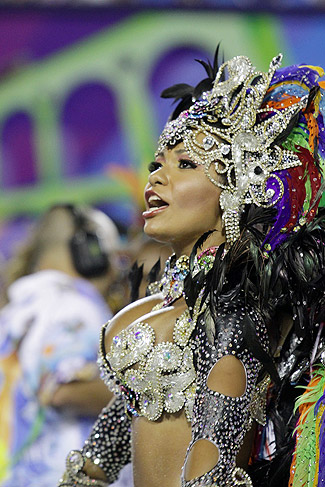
[
  {"left": 316, "top": 397, "right": 325, "bottom": 486},
  {"left": 263, "top": 171, "right": 294, "bottom": 250},
  {"left": 315, "top": 391, "right": 325, "bottom": 415},
  {"left": 316, "top": 113, "right": 325, "bottom": 160},
  {"left": 270, "top": 65, "right": 322, "bottom": 89}
]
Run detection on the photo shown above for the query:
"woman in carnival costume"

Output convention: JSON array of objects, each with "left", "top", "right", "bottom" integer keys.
[{"left": 58, "top": 48, "right": 325, "bottom": 487}]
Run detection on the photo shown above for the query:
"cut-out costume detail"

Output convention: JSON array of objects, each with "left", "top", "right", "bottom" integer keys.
[{"left": 181, "top": 303, "right": 268, "bottom": 486}]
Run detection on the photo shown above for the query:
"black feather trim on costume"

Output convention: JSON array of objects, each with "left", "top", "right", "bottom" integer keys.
[
  {"left": 160, "top": 83, "right": 194, "bottom": 101},
  {"left": 228, "top": 207, "right": 324, "bottom": 483},
  {"left": 242, "top": 315, "right": 280, "bottom": 384},
  {"left": 147, "top": 258, "right": 161, "bottom": 285},
  {"left": 160, "top": 44, "right": 224, "bottom": 122},
  {"left": 184, "top": 205, "right": 324, "bottom": 479},
  {"left": 306, "top": 85, "right": 320, "bottom": 111},
  {"left": 185, "top": 205, "right": 324, "bottom": 377},
  {"left": 272, "top": 111, "right": 301, "bottom": 148},
  {"left": 128, "top": 261, "right": 143, "bottom": 303}
]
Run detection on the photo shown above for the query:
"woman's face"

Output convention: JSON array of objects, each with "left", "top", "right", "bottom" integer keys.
[{"left": 143, "top": 142, "right": 225, "bottom": 256}]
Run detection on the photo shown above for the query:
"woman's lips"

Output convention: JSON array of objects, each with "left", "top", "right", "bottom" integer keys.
[
  {"left": 142, "top": 204, "right": 169, "bottom": 219},
  {"left": 143, "top": 190, "right": 169, "bottom": 218}
]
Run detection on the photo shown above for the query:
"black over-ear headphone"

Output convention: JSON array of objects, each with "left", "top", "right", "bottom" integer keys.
[{"left": 60, "top": 204, "right": 110, "bottom": 278}]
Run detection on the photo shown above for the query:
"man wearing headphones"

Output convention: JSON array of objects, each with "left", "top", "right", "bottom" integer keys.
[{"left": 0, "top": 204, "right": 129, "bottom": 487}]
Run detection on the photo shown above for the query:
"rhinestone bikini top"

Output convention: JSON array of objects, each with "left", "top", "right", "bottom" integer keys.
[
  {"left": 98, "top": 248, "right": 218, "bottom": 422},
  {"left": 99, "top": 308, "right": 198, "bottom": 421}
]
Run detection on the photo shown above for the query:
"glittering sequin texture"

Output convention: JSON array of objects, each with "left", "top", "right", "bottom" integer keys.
[
  {"left": 82, "top": 397, "right": 131, "bottom": 483},
  {"left": 181, "top": 303, "right": 269, "bottom": 486}
]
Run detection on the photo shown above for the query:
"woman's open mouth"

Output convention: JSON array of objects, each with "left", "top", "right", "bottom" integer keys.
[{"left": 143, "top": 192, "right": 169, "bottom": 218}]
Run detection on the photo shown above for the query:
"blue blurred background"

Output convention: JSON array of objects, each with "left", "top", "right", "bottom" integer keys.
[{"left": 0, "top": 3, "right": 325, "bottom": 257}]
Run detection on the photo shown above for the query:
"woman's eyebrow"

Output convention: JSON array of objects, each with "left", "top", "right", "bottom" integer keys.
[{"left": 175, "top": 149, "right": 187, "bottom": 155}]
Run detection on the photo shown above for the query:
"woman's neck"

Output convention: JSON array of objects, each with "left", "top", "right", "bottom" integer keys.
[{"left": 172, "top": 231, "right": 226, "bottom": 258}]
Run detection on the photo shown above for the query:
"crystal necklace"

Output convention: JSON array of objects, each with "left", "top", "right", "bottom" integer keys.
[
  {"left": 159, "top": 254, "right": 189, "bottom": 307},
  {"left": 155, "top": 246, "right": 221, "bottom": 309}
]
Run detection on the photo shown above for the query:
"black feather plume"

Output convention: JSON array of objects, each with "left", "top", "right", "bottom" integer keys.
[
  {"left": 160, "top": 44, "right": 224, "bottom": 122},
  {"left": 160, "top": 83, "right": 194, "bottom": 101},
  {"left": 147, "top": 258, "right": 161, "bottom": 284},
  {"left": 195, "top": 42, "right": 223, "bottom": 81},
  {"left": 128, "top": 261, "right": 144, "bottom": 303}
]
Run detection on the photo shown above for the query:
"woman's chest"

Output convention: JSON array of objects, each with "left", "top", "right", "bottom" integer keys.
[
  {"left": 100, "top": 296, "right": 198, "bottom": 422},
  {"left": 104, "top": 295, "right": 190, "bottom": 350}
]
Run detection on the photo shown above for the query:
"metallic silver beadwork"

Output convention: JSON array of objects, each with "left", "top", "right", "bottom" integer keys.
[
  {"left": 82, "top": 398, "right": 131, "bottom": 483},
  {"left": 181, "top": 304, "right": 269, "bottom": 486},
  {"left": 97, "top": 251, "right": 215, "bottom": 423},
  {"left": 103, "top": 310, "right": 197, "bottom": 422}
]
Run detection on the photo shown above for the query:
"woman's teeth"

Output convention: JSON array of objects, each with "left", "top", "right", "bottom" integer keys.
[{"left": 148, "top": 195, "right": 167, "bottom": 208}]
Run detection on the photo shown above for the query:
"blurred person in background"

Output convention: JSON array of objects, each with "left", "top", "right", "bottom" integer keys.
[{"left": 0, "top": 203, "right": 127, "bottom": 487}]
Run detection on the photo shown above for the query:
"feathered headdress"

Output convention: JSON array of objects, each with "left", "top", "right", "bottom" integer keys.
[{"left": 158, "top": 49, "right": 325, "bottom": 254}]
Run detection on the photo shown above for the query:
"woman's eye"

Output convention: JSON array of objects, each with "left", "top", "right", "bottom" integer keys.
[
  {"left": 148, "top": 161, "right": 161, "bottom": 173},
  {"left": 179, "top": 159, "right": 197, "bottom": 169}
]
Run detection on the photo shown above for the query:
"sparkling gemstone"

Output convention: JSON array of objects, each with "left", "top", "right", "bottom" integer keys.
[
  {"left": 113, "top": 336, "right": 122, "bottom": 347},
  {"left": 220, "top": 144, "right": 230, "bottom": 155},
  {"left": 299, "top": 217, "right": 306, "bottom": 225},
  {"left": 266, "top": 188, "right": 275, "bottom": 199},
  {"left": 68, "top": 451, "right": 84, "bottom": 473},
  {"left": 134, "top": 331, "right": 143, "bottom": 340},
  {"left": 164, "top": 351, "right": 171, "bottom": 361},
  {"left": 273, "top": 122, "right": 280, "bottom": 131},
  {"left": 202, "top": 136, "right": 215, "bottom": 150},
  {"left": 241, "top": 114, "right": 250, "bottom": 128}
]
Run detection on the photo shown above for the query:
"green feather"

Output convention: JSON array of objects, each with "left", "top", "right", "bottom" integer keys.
[
  {"left": 303, "top": 176, "right": 313, "bottom": 215},
  {"left": 320, "top": 190, "right": 325, "bottom": 208},
  {"left": 292, "top": 368, "right": 325, "bottom": 486},
  {"left": 282, "top": 125, "right": 310, "bottom": 152}
]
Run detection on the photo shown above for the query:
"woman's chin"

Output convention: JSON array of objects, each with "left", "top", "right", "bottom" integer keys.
[{"left": 143, "top": 222, "right": 171, "bottom": 244}]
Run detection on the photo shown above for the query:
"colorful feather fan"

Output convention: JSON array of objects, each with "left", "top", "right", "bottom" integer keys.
[
  {"left": 289, "top": 367, "right": 325, "bottom": 487},
  {"left": 261, "top": 64, "right": 325, "bottom": 253}
]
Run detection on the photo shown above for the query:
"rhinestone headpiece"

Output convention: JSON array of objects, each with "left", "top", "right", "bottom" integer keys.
[{"left": 157, "top": 54, "right": 307, "bottom": 244}]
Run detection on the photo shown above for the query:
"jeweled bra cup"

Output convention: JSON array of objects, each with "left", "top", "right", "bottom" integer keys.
[{"left": 98, "top": 309, "right": 197, "bottom": 422}]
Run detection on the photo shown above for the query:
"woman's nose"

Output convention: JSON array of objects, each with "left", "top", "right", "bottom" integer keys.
[{"left": 148, "top": 166, "right": 168, "bottom": 186}]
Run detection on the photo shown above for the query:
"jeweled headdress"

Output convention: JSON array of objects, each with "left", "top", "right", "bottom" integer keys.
[{"left": 158, "top": 50, "right": 325, "bottom": 253}]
